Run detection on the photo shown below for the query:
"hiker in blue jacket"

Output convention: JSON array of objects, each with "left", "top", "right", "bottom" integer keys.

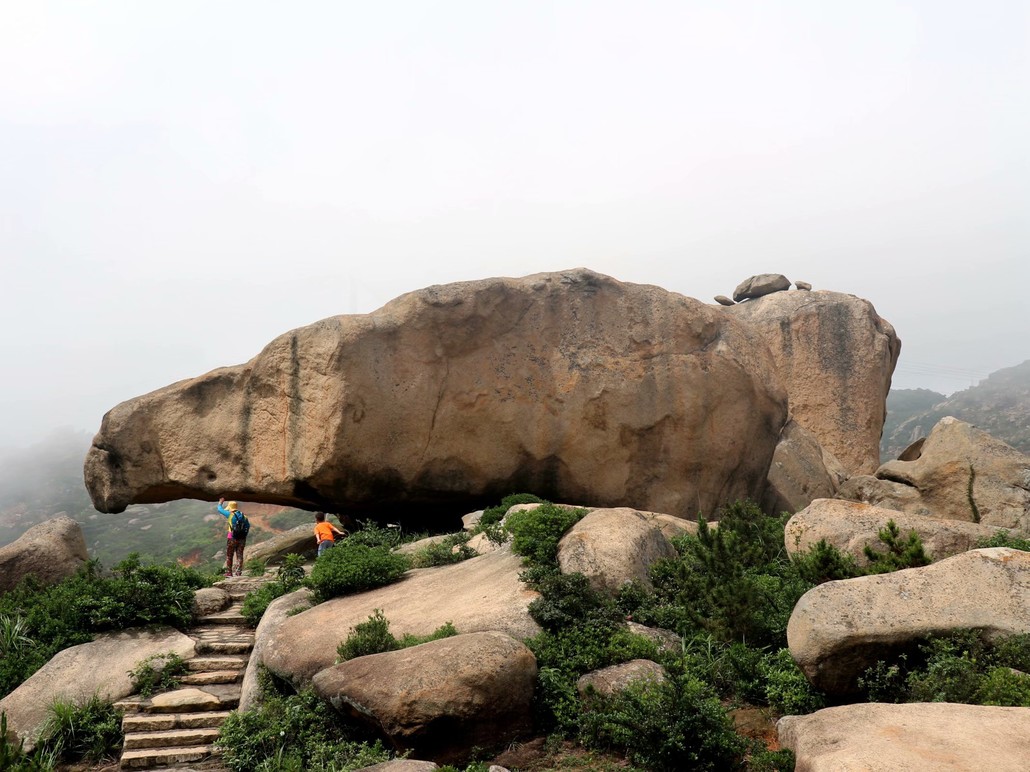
[{"left": 217, "top": 497, "right": 249, "bottom": 577}]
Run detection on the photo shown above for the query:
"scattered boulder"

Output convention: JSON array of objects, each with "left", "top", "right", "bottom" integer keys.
[
  {"left": 313, "top": 631, "right": 536, "bottom": 764},
  {"left": 0, "top": 626, "right": 195, "bottom": 750},
  {"left": 779, "top": 702, "right": 1030, "bottom": 771},
  {"left": 714, "top": 295, "right": 735, "bottom": 306},
  {"left": 785, "top": 499, "right": 1011, "bottom": 565},
  {"left": 763, "top": 420, "right": 842, "bottom": 515},
  {"left": 626, "top": 622, "right": 682, "bottom": 653},
  {"left": 461, "top": 510, "right": 484, "bottom": 530},
  {"left": 856, "top": 417, "right": 1030, "bottom": 530},
  {"left": 191, "top": 587, "right": 230, "bottom": 618},
  {"left": 240, "top": 588, "right": 314, "bottom": 711},
  {"left": 787, "top": 548, "right": 1030, "bottom": 694},
  {"left": 556, "top": 508, "right": 677, "bottom": 594},
  {"left": 396, "top": 534, "right": 453, "bottom": 555},
  {"left": 576, "top": 659, "right": 667, "bottom": 699},
  {"left": 84, "top": 269, "right": 788, "bottom": 521},
  {"left": 246, "top": 524, "right": 317, "bottom": 565},
  {"left": 794, "top": 280, "right": 812, "bottom": 291},
  {"left": 263, "top": 547, "right": 541, "bottom": 686},
  {"left": 732, "top": 273, "right": 791, "bottom": 302},
  {"left": 727, "top": 289, "right": 900, "bottom": 475},
  {"left": 0, "top": 516, "right": 88, "bottom": 594}
]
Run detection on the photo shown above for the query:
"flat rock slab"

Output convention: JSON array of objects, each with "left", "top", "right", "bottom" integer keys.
[
  {"left": 0, "top": 626, "right": 194, "bottom": 750},
  {"left": 264, "top": 547, "right": 541, "bottom": 685},
  {"left": 779, "top": 702, "right": 1030, "bottom": 771},
  {"left": 148, "top": 685, "right": 240, "bottom": 713},
  {"left": 787, "top": 548, "right": 1030, "bottom": 694}
]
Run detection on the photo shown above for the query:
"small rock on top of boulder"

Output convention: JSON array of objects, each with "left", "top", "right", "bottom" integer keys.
[{"left": 732, "top": 273, "right": 791, "bottom": 302}]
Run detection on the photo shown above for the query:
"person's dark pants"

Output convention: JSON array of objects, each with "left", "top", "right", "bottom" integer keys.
[
  {"left": 226, "top": 537, "right": 246, "bottom": 575},
  {"left": 317, "top": 540, "right": 335, "bottom": 557}
]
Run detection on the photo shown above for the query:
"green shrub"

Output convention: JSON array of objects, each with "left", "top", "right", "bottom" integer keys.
[
  {"left": 0, "top": 712, "right": 54, "bottom": 771},
  {"left": 505, "top": 503, "right": 588, "bottom": 567},
  {"left": 245, "top": 557, "right": 268, "bottom": 577},
  {"left": 409, "top": 532, "right": 477, "bottom": 568},
  {"left": 580, "top": 673, "right": 748, "bottom": 772},
  {"left": 976, "top": 531, "right": 1030, "bottom": 551},
  {"left": 216, "top": 685, "right": 389, "bottom": 772},
  {"left": 308, "top": 541, "right": 409, "bottom": 602},
  {"left": 790, "top": 539, "right": 861, "bottom": 584},
  {"left": 241, "top": 554, "right": 308, "bottom": 626},
  {"left": 0, "top": 556, "right": 209, "bottom": 698},
  {"left": 857, "top": 629, "right": 1030, "bottom": 707},
  {"left": 761, "top": 649, "right": 824, "bottom": 715},
  {"left": 862, "top": 520, "right": 931, "bottom": 573},
  {"left": 478, "top": 493, "right": 545, "bottom": 528},
  {"left": 36, "top": 694, "right": 121, "bottom": 763},
  {"left": 347, "top": 520, "right": 405, "bottom": 550},
  {"left": 129, "top": 652, "right": 188, "bottom": 697},
  {"left": 336, "top": 609, "right": 459, "bottom": 662}
]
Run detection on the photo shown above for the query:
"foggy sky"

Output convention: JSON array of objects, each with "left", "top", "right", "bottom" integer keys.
[{"left": 2, "top": 1, "right": 1028, "bottom": 450}]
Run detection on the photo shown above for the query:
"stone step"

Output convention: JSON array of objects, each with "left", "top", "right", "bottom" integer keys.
[
  {"left": 120, "top": 744, "right": 218, "bottom": 769},
  {"left": 123, "top": 726, "right": 221, "bottom": 750},
  {"left": 180, "top": 670, "right": 244, "bottom": 686},
  {"left": 197, "top": 609, "right": 248, "bottom": 626},
  {"left": 188, "top": 655, "right": 248, "bottom": 672},
  {"left": 123, "top": 710, "right": 232, "bottom": 733},
  {"left": 139, "top": 685, "right": 241, "bottom": 714},
  {"left": 195, "top": 639, "right": 253, "bottom": 655}
]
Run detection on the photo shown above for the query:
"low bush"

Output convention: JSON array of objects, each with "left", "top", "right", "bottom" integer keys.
[
  {"left": 308, "top": 541, "right": 409, "bottom": 602},
  {"left": 347, "top": 520, "right": 405, "bottom": 550},
  {"left": 409, "top": 532, "right": 477, "bottom": 568},
  {"left": 857, "top": 629, "right": 1030, "bottom": 707},
  {"left": 478, "top": 492, "right": 545, "bottom": 528},
  {"left": 216, "top": 678, "right": 390, "bottom": 772},
  {"left": 505, "top": 503, "right": 588, "bottom": 567},
  {"left": 36, "top": 694, "right": 122, "bottom": 763},
  {"left": 976, "top": 531, "right": 1030, "bottom": 551},
  {"left": 244, "top": 557, "right": 268, "bottom": 576},
  {"left": 241, "top": 554, "right": 308, "bottom": 627},
  {"left": 0, "top": 555, "right": 209, "bottom": 698},
  {"left": 336, "top": 609, "right": 458, "bottom": 662},
  {"left": 129, "top": 652, "right": 188, "bottom": 697},
  {"left": 579, "top": 673, "right": 749, "bottom": 772},
  {"left": 862, "top": 520, "right": 931, "bottom": 573}
]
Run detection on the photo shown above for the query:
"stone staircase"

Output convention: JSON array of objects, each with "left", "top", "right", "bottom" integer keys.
[{"left": 115, "top": 576, "right": 269, "bottom": 770}]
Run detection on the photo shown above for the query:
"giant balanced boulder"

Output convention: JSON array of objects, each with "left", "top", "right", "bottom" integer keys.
[
  {"left": 726, "top": 289, "right": 900, "bottom": 475},
  {"left": 84, "top": 269, "right": 788, "bottom": 518}
]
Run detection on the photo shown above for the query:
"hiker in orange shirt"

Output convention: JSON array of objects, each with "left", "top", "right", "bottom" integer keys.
[{"left": 314, "top": 511, "right": 347, "bottom": 557}]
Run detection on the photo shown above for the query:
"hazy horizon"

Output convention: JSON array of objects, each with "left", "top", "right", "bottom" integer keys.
[{"left": 2, "top": 1, "right": 1027, "bottom": 450}]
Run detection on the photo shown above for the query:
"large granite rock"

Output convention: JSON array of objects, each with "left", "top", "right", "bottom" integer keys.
[
  {"left": 263, "top": 547, "right": 540, "bottom": 686},
  {"left": 785, "top": 498, "right": 1010, "bottom": 565},
  {"left": 245, "top": 524, "right": 318, "bottom": 564},
  {"left": 84, "top": 269, "right": 788, "bottom": 519},
  {"left": 0, "top": 516, "right": 89, "bottom": 594},
  {"left": 841, "top": 416, "right": 1030, "bottom": 530},
  {"left": 239, "top": 588, "right": 314, "bottom": 711},
  {"left": 556, "top": 507, "right": 677, "bottom": 594},
  {"left": 787, "top": 548, "right": 1030, "bottom": 694},
  {"left": 727, "top": 289, "right": 900, "bottom": 475},
  {"left": 763, "top": 420, "right": 843, "bottom": 515},
  {"left": 779, "top": 702, "right": 1030, "bottom": 771},
  {"left": 0, "top": 626, "right": 195, "bottom": 750},
  {"left": 313, "top": 631, "right": 536, "bottom": 764}
]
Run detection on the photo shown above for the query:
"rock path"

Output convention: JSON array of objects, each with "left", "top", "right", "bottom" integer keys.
[{"left": 114, "top": 576, "right": 270, "bottom": 770}]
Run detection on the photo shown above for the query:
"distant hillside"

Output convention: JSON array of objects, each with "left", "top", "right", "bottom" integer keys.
[
  {"left": 882, "top": 360, "right": 1030, "bottom": 461},
  {"left": 0, "top": 430, "right": 312, "bottom": 571}
]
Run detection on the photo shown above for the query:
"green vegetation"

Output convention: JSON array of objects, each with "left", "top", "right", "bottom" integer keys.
[
  {"left": 336, "top": 609, "right": 458, "bottom": 661},
  {"left": 861, "top": 520, "right": 931, "bottom": 573},
  {"left": 216, "top": 669, "right": 390, "bottom": 772},
  {"left": 0, "top": 555, "right": 209, "bottom": 698},
  {"left": 241, "top": 554, "right": 308, "bottom": 626},
  {"left": 307, "top": 540, "right": 409, "bottom": 602},
  {"left": 409, "top": 531, "right": 477, "bottom": 568},
  {"left": 505, "top": 502, "right": 588, "bottom": 567},
  {"left": 976, "top": 531, "right": 1030, "bottom": 551},
  {"left": 37, "top": 694, "right": 123, "bottom": 763},
  {"left": 129, "top": 651, "right": 189, "bottom": 697},
  {"left": 478, "top": 492, "right": 546, "bottom": 528},
  {"left": 858, "top": 629, "right": 1030, "bottom": 706}
]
